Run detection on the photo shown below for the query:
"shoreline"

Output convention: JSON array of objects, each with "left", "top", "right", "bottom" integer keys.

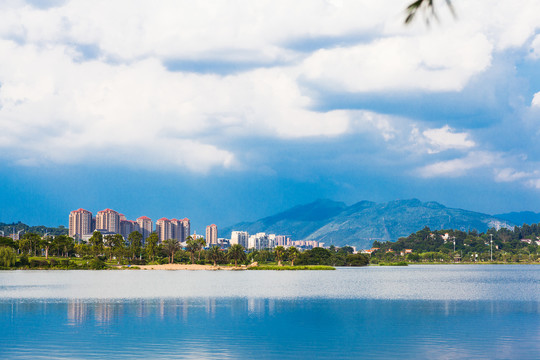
[{"left": 125, "top": 264, "right": 247, "bottom": 270}]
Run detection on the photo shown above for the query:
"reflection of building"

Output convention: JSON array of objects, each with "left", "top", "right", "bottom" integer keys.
[
  {"left": 67, "top": 299, "right": 88, "bottom": 325},
  {"left": 96, "top": 208, "right": 120, "bottom": 234},
  {"left": 69, "top": 208, "right": 93, "bottom": 240},
  {"left": 206, "top": 224, "right": 218, "bottom": 245}
]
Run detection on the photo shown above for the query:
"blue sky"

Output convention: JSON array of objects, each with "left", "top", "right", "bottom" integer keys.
[{"left": 1, "top": 0, "right": 540, "bottom": 233}]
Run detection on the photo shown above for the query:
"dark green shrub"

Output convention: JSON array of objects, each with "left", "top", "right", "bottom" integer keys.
[
  {"left": 19, "top": 254, "right": 29, "bottom": 266},
  {"left": 346, "top": 254, "right": 369, "bottom": 266}
]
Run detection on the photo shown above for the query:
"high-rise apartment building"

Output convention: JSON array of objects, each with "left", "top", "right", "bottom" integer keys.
[
  {"left": 231, "top": 231, "right": 249, "bottom": 248},
  {"left": 155, "top": 218, "right": 172, "bottom": 243},
  {"left": 69, "top": 208, "right": 93, "bottom": 240},
  {"left": 182, "top": 218, "right": 190, "bottom": 240},
  {"left": 206, "top": 224, "right": 218, "bottom": 245},
  {"left": 170, "top": 219, "right": 182, "bottom": 242},
  {"left": 136, "top": 216, "right": 153, "bottom": 241},
  {"left": 275, "top": 235, "right": 291, "bottom": 247},
  {"left": 120, "top": 219, "right": 139, "bottom": 239},
  {"left": 96, "top": 208, "right": 120, "bottom": 234}
]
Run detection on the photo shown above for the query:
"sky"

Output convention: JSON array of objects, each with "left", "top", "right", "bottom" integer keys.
[{"left": 1, "top": 0, "right": 540, "bottom": 233}]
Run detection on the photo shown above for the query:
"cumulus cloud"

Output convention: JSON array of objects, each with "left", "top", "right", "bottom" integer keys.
[
  {"left": 532, "top": 92, "right": 540, "bottom": 107},
  {"left": 301, "top": 31, "right": 493, "bottom": 92},
  {"left": 421, "top": 125, "right": 475, "bottom": 153},
  {"left": 1, "top": 0, "right": 540, "bottom": 178},
  {"left": 418, "top": 151, "right": 496, "bottom": 178},
  {"left": 494, "top": 168, "right": 531, "bottom": 182}
]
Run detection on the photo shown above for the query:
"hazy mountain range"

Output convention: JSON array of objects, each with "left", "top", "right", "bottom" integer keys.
[{"left": 223, "top": 199, "right": 525, "bottom": 249}]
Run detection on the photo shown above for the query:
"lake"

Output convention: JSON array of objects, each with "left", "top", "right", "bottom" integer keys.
[{"left": 1, "top": 265, "right": 539, "bottom": 359}]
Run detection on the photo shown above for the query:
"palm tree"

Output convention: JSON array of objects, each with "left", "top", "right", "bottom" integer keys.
[
  {"left": 288, "top": 246, "right": 300, "bottom": 266},
  {"left": 405, "top": 0, "right": 455, "bottom": 25},
  {"left": 163, "top": 238, "right": 180, "bottom": 264},
  {"left": 185, "top": 237, "right": 197, "bottom": 264},
  {"left": 207, "top": 245, "right": 223, "bottom": 266},
  {"left": 227, "top": 244, "right": 246, "bottom": 267},
  {"left": 274, "top": 246, "right": 285, "bottom": 266},
  {"left": 196, "top": 237, "right": 206, "bottom": 261}
]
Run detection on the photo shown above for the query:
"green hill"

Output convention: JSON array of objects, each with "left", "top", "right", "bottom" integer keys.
[{"left": 223, "top": 199, "right": 513, "bottom": 249}]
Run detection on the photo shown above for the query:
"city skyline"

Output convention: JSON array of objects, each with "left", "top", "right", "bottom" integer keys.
[{"left": 1, "top": 1, "right": 540, "bottom": 231}]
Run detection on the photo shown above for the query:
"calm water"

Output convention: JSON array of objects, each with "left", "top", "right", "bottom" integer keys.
[{"left": 1, "top": 265, "right": 539, "bottom": 359}]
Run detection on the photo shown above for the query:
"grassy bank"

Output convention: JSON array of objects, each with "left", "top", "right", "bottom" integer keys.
[
  {"left": 248, "top": 265, "right": 335, "bottom": 270},
  {"left": 378, "top": 261, "right": 408, "bottom": 266}
]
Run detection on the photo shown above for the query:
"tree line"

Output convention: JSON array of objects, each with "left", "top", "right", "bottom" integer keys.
[
  {"left": 0, "top": 230, "right": 369, "bottom": 269},
  {"left": 370, "top": 223, "right": 540, "bottom": 263}
]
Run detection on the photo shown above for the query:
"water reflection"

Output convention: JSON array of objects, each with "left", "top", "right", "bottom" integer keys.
[
  {"left": 63, "top": 297, "right": 282, "bottom": 326},
  {"left": 2, "top": 297, "right": 540, "bottom": 359}
]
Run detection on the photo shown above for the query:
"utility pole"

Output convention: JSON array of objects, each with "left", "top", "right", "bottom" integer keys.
[
  {"left": 490, "top": 234, "right": 493, "bottom": 262},
  {"left": 453, "top": 236, "right": 456, "bottom": 253}
]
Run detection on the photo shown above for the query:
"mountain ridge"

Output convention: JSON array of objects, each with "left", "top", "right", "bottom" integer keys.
[{"left": 221, "top": 199, "right": 514, "bottom": 249}]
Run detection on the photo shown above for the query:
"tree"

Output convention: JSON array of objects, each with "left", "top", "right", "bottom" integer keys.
[
  {"left": 274, "top": 246, "right": 285, "bottom": 266},
  {"left": 20, "top": 233, "right": 41, "bottom": 256},
  {"left": 145, "top": 233, "right": 159, "bottom": 262},
  {"left": 163, "top": 238, "right": 180, "bottom": 264},
  {"left": 207, "top": 245, "right": 223, "bottom": 266},
  {"left": 185, "top": 236, "right": 198, "bottom": 264},
  {"left": 197, "top": 237, "right": 206, "bottom": 260},
  {"left": 346, "top": 253, "right": 369, "bottom": 266},
  {"left": 111, "top": 234, "right": 125, "bottom": 261},
  {"left": 0, "top": 236, "right": 16, "bottom": 249},
  {"left": 104, "top": 235, "right": 116, "bottom": 260},
  {"left": 41, "top": 235, "right": 53, "bottom": 259},
  {"left": 0, "top": 247, "right": 17, "bottom": 267},
  {"left": 88, "top": 231, "right": 104, "bottom": 257},
  {"left": 128, "top": 231, "right": 143, "bottom": 260},
  {"left": 53, "top": 235, "right": 75, "bottom": 257},
  {"left": 287, "top": 246, "right": 300, "bottom": 266},
  {"left": 227, "top": 244, "right": 246, "bottom": 266}
]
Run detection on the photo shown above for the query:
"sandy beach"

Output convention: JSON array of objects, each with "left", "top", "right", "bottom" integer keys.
[{"left": 136, "top": 264, "right": 247, "bottom": 270}]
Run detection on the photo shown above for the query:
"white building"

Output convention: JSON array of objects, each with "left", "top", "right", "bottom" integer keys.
[{"left": 231, "top": 231, "right": 249, "bottom": 248}]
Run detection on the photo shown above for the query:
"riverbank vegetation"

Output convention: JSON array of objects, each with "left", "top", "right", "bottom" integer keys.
[
  {"left": 369, "top": 224, "right": 540, "bottom": 264},
  {"left": 0, "top": 231, "right": 369, "bottom": 270}
]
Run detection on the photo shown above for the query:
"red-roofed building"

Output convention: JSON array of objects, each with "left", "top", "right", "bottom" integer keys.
[
  {"left": 96, "top": 208, "right": 120, "bottom": 234},
  {"left": 206, "top": 224, "right": 218, "bottom": 246},
  {"left": 69, "top": 208, "right": 93, "bottom": 240},
  {"left": 137, "top": 216, "right": 153, "bottom": 241},
  {"left": 156, "top": 218, "right": 172, "bottom": 243}
]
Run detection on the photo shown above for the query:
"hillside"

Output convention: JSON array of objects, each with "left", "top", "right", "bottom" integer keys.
[
  {"left": 223, "top": 199, "right": 513, "bottom": 249},
  {"left": 493, "top": 211, "right": 540, "bottom": 226}
]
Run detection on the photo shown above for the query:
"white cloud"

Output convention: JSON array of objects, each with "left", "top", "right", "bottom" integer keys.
[
  {"left": 421, "top": 125, "right": 475, "bottom": 153},
  {"left": 0, "top": 0, "right": 540, "bottom": 175},
  {"left": 418, "top": 151, "right": 496, "bottom": 178},
  {"left": 494, "top": 168, "right": 531, "bottom": 182},
  {"left": 532, "top": 92, "right": 540, "bottom": 107},
  {"left": 301, "top": 31, "right": 493, "bottom": 92},
  {"left": 528, "top": 34, "right": 540, "bottom": 60}
]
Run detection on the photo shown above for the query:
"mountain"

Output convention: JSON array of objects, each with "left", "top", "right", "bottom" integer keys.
[
  {"left": 493, "top": 211, "right": 540, "bottom": 226},
  {"left": 222, "top": 199, "right": 513, "bottom": 249},
  {"left": 0, "top": 221, "right": 68, "bottom": 237},
  {"left": 221, "top": 199, "right": 348, "bottom": 240}
]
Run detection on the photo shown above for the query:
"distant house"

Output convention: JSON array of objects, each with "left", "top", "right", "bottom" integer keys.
[{"left": 400, "top": 249, "right": 413, "bottom": 256}]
